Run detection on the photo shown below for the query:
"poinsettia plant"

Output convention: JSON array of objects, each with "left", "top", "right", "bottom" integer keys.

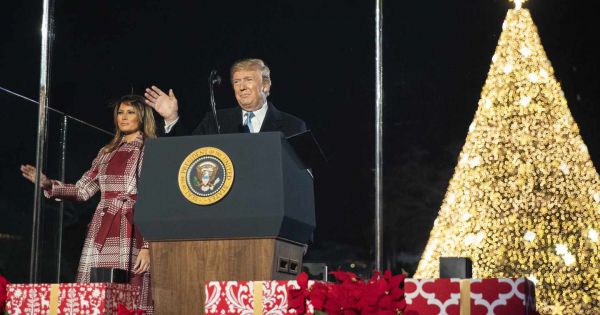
[
  {"left": 288, "top": 270, "right": 406, "bottom": 315},
  {"left": 0, "top": 274, "right": 9, "bottom": 314}
]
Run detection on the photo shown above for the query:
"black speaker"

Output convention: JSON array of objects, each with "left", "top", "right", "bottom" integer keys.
[
  {"left": 89, "top": 267, "right": 128, "bottom": 283},
  {"left": 439, "top": 257, "right": 472, "bottom": 278}
]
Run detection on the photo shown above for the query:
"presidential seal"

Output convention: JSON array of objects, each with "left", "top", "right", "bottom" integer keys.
[{"left": 178, "top": 147, "right": 234, "bottom": 205}]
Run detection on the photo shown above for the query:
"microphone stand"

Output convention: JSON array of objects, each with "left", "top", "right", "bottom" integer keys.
[{"left": 208, "top": 70, "right": 221, "bottom": 134}]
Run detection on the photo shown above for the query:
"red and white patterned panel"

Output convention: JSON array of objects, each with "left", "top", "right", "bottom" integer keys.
[
  {"left": 6, "top": 283, "right": 139, "bottom": 315},
  {"left": 404, "top": 278, "right": 536, "bottom": 315},
  {"left": 404, "top": 278, "right": 462, "bottom": 315},
  {"left": 205, "top": 280, "right": 314, "bottom": 315},
  {"left": 470, "top": 278, "right": 536, "bottom": 315}
]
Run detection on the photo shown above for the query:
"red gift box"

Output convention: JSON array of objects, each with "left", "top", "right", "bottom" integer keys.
[
  {"left": 6, "top": 282, "right": 140, "bottom": 315},
  {"left": 404, "top": 278, "right": 536, "bottom": 315},
  {"left": 205, "top": 280, "right": 315, "bottom": 315}
]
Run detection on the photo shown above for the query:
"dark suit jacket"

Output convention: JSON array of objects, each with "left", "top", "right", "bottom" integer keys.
[{"left": 165, "top": 102, "right": 307, "bottom": 138}]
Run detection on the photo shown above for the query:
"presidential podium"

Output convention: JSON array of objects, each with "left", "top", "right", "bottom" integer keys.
[{"left": 135, "top": 132, "right": 316, "bottom": 315}]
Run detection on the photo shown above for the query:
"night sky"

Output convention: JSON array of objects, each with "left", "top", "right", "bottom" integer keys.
[{"left": 2, "top": 0, "right": 600, "bottom": 280}]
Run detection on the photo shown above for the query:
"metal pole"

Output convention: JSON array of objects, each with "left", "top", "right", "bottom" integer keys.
[
  {"left": 374, "top": 0, "right": 384, "bottom": 271},
  {"left": 30, "top": 0, "right": 55, "bottom": 282},
  {"left": 56, "top": 116, "right": 68, "bottom": 282}
]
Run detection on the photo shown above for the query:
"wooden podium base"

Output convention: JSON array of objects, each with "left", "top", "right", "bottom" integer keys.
[{"left": 150, "top": 238, "right": 304, "bottom": 315}]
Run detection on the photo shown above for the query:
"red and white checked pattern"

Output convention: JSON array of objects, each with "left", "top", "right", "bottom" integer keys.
[{"left": 43, "top": 134, "right": 152, "bottom": 314}]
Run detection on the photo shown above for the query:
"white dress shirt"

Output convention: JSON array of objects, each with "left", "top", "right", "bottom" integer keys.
[
  {"left": 164, "top": 117, "right": 179, "bottom": 133},
  {"left": 242, "top": 102, "right": 268, "bottom": 133},
  {"left": 164, "top": 102, "right": 269, "bottom": 134}
]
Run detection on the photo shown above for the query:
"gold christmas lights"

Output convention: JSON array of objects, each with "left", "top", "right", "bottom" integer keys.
[
  {"left": 510, "top": 0, "right": 527, "bottom": 10},
  {"left": 414, "top": 8, "right": 600, "bottom": 314}
]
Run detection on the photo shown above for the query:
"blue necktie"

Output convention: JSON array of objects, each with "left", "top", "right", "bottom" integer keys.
[{"left": 244, "top": 112, "right": 255, "bottom": 133}]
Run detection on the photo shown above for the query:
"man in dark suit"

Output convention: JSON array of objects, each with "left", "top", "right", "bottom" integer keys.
[{"left": 144, "top": 59, "right": 306, "bottom": 137}]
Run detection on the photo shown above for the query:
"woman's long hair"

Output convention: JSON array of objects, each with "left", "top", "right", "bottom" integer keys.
[{"left": 101, "top": 95, "right": 157, "bottom": 153}]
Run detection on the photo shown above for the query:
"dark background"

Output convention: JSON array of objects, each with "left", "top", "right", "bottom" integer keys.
[{"left": 1, "top": 0, "right": 599, "bottom": 282}]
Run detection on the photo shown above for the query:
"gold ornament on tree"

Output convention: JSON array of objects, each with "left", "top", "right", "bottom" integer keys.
[{"left": 414, "top": 1, "right": 600, "bottom": 314}]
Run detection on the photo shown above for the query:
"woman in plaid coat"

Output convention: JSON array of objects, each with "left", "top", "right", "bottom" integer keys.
[{"left": 21, "top": 95, "right": 156, "bottom": 313}]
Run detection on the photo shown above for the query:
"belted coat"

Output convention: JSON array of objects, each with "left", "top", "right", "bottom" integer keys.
[{"left": 45, "top": 134, "right": 152, "bottom": 313}]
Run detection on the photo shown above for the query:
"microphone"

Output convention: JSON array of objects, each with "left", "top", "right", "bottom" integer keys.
[
  {"left": 210, "top": 70, "right": 222, "bottom": 86},
  {"left": 208, "top": 70, "right": 221, "bottom": 134}
]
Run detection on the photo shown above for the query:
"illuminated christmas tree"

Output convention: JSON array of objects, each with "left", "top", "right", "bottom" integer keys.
[{"left": 414, "top": 1, "right": 600, "bottom": 313}]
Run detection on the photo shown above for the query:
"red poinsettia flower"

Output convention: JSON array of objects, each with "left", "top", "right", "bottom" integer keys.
[
  {"left": 330, "top": 271, "right": 361, "bottom": 285},
  {"left": 288, "top": 272, "right": 310, "bottom": 313},
  {"left": 117, "top": 304, "right": 145, "bottom": 315},
  {"left": 331, "top": 271, "right": 365, "bottom": 304},
  {"left": 308, "top": 281, "right": 329, "bottom": 310},
  {"left": 378, "top": 270, "right": 407, "bottom": 313},
  {"left": 358, "top": 273, "right": 387, "bottom": 314},
  {"left": 323, "top": 282, "right": 360, "bottom": 315},
  {"left": 0, "top": 274, "right": 9, "bottom": 313},
  {"left": 290, "top": 269, "right": 406, "bottom": 315}
]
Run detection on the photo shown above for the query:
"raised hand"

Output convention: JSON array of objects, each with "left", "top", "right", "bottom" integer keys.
[
  {"left": 144, "top": 86, "right": 179, "bottom": 123},
  {"left": 20, "top": 164, "right": 52, "bottom": 189}
]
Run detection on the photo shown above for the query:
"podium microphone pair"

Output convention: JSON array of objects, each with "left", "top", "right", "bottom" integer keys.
[{"left": 209, "top": 70, "right": 222, "bottom": 134}]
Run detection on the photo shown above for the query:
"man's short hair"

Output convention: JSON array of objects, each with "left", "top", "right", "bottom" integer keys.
[{"left": 230, "top": 58, "right": 271, "bottom": 86}]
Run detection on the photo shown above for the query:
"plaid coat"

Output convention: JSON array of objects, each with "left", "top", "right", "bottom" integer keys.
[{"left": 45, "top": 134, "right": 153, "bottom": 313}]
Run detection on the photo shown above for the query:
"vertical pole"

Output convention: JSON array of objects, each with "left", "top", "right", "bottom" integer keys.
[
  {"left": 374, "top": 0, "right": 384, "bottom": 271},
  {"left": 56, "top": 116, "right": 68, "bottom": 282},
  {"left": 30, "top": 0, "right": 55, "bottom": 282}
]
